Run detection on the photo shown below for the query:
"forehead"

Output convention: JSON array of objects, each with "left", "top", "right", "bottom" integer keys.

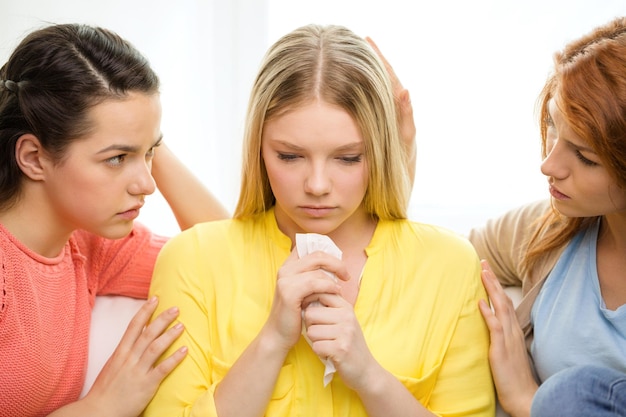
[
  {"left": 263, "top": 100, "right": 363, "bottom": 146},
  {"left": 79, "top": 92, "right": 162, "bottom": 146}
]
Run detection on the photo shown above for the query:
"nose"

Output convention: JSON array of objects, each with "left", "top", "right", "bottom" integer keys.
[
  {"left": 540, "top": 139, "right": 568, "bottom": 180},
  {"left": 129, "top": 159, "right": 156, "bottom": 196},
  {"left": 304, "top": 161, "right": 332, "bottom": 196}
]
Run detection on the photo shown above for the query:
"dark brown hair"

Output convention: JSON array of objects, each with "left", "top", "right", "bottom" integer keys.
[{"left": 0, "top": 23, "right": 159, "bottom": 210}]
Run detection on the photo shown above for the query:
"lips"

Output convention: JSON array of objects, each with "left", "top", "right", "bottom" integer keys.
[
  {"left": 299, "top": 206, "right": 335, "bottom": 217},
  {"left": 118, "top": 208, "right": 140, "bottom": 220},
  {"left": 118, "top": 202, "right": 144, "bottom": 220},
  {"left": 549, "top": 184, "right": 569, "bottom": 200}
]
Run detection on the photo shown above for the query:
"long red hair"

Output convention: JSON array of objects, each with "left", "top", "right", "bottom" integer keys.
[{"left": 524, "top": 17, "right": 626, "bottom": 274}]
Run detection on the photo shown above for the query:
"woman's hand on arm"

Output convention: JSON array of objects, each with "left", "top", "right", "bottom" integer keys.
[
  {"left": 366, "top": 37, "right": 416, "bottom": 186},
  {"left": 478, "top": 260, "right": 538, "bottom": 417},
  {"left": 151, "top": 143, "right": 230, "bottom": 230},
  {"left": 47, "top": 297, "right": 187, "bottom": 417}
]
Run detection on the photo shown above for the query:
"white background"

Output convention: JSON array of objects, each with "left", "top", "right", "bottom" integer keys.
[{"left": 2, "top": 1, "right": 625, "bottom": 236}]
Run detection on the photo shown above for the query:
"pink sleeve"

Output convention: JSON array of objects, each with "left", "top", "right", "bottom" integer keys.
[{"left": 72, "top": 223, "right": 168, "bottom": 300}]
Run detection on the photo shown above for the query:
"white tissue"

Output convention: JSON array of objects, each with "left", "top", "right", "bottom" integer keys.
[{"left": 295, "top": 233, "right": 342, "bottom": 387}]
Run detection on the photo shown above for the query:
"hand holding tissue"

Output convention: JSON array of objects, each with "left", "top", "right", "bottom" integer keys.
[{"left": 295, "top": 233, "right": 342, "bottom": 387}]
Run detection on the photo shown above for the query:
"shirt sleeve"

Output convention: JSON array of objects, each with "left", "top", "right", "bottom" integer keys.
[
  {"left": 467, "top": 199, "right": 550, "bottom": 288},
  {"left": 73, "top": 222, "right": 168, "bottom": 301},
  {"left": 427, "top": 247, "right": 495, "bottom": 417},
  {"left": 142, "top": 226, "right": 218, "bottom": 417}
]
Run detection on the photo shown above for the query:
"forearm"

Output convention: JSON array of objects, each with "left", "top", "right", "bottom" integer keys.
[
  {"left": 151, "top": 143, "right": 230, "bottom": 230},
  {"left": 214, "top": 326, "right": 289, "bottom": 417},
  {"left": 46, "top": 398, "right": 108, "bottom": 417},
  {"left": 356, "top": 363, "right": 434, "bottom": 417}
]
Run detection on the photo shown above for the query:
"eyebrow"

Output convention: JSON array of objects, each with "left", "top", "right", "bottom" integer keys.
[
  {"left": 97, "top": 135, "right": 163, "bottom": 154},
  {"left": 269, "top": 139, "right": 364, "bottom": 152},
  {"left": 566, "top": 138, "right": 596, "bottom": 154},
  {"left": 547, "top": 101, "right": 597, "bottom": 154}
]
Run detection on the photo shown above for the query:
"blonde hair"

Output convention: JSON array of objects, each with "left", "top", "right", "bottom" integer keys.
[{"left": 233, "top": 24, "right": 410, "bottom": 220}]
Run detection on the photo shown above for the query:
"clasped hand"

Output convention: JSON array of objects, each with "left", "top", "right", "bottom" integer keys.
[{"left": 267, "top": 250, "right": 377, "bottom": 391}]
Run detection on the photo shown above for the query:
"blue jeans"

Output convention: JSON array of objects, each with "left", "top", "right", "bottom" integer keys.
[{"left": 531, "top": 365, "right": 626, "bottom": 417}]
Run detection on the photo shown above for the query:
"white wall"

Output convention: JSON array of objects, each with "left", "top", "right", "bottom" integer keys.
[
  {"left": 268, "top": 0, "right": 626, "bottom": 233},
  {"left": 2, "top": 1, "right": 626, "bottom": 236}
]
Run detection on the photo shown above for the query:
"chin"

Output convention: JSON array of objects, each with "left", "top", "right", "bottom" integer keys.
[
  {"left": 552, "top": 200, "right": 595, "bottom": 218},
  {"left": 99, "top": 223, "right": 135, "bottom": 240}
]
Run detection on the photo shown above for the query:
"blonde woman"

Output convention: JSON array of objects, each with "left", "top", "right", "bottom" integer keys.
[{"left": 145, "top": 24, "right": 493, "bottom": 417}]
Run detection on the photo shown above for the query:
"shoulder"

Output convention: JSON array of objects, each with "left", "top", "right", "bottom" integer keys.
[
  {"left": 401, "top": 219, "right": 476, "bottom": 252},
  {"left": 377, "top": 219, "right": 478, "bottom": 262},
  {"left": 158, "top": 218, "right": 246, "bottom": 257},
  {"left": 468, "top": 199, "right": 551, "bottom": 245},
  {"left": 376, "top": 220, "right": 482, "bottom": 301}
]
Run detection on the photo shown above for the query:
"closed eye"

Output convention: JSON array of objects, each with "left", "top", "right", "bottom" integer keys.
[
  {"left": 277, "top": 152, "right": 300, "bottom": 161},
  {"left": 575, "top": 150, "right": 598, "bottom": 166},
  {"left": 338, "top": 154, "right": 362, "bottom": 164}
]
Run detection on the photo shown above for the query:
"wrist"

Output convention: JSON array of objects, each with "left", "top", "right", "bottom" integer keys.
[{"left": 502, "top": 386, "right": 537, "bottom": 417}]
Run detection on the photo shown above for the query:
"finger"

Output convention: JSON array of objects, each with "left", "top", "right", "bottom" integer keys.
[
  {"left": 295, "top": 271, "right": 343, "bottom": 300},
  {"left": 302, "top": 294, "right": 327, "bottom": 310},
  {"left": 149, "top": 345, "right": 188, "bottom": 382},
  {"left": 274, "top": 270, "right": 341, "bottom": 316},
  {"left": 480, "top": 260, "right": 514, "bottom": 311},
  {"left": 299, "top": 251, "right": 351, "bottom": 282},
  {"left": 137, "top": 321, "right": 186, "bottom": 371},
  {"left": 280, "top": 249, "right": 347, "bottom": 281},
  {"left": 478, "top": 298, "right": 503, "bottom": 337},
  {"left": 314, "top": 292, "right": 349, "bottom": 309},
  {"left": 114, "top": 296, "right": 160, "bottom": 353},
  {"left": 303, "top": 295, "right": 351, "bottom": 330},
  {"left": 480, "top": 263, "right": 502, "bottom": 299},
  {"left": 306, "top": 324, "right": 338, "bottom": 350},
  {"left": 132, "top": 306, "right": 182, "bottom": 355}
]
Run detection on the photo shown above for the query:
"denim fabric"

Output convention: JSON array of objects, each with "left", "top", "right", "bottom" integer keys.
[{"left": 531, "top": 365, "right": 626, "bottom": 417}]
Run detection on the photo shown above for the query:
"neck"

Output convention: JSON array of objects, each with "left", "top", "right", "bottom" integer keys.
[
  {"left": 599, "top": 212, "right": 626, "bottom": 251},
  {"left": 0, "top": 192, "right": 72, "bottom": 258},
  {"left": 276, "top": 207, "right": 377, "bottom": 254}
]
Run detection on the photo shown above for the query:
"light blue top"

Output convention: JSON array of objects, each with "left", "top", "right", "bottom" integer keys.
[{"left": 531, "top": 219, "right": 626, "bottom": 382}]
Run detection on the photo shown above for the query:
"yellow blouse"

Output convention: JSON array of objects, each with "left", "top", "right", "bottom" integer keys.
[{"left": 143, "top": 209, "right": 494, "bottom": 417}]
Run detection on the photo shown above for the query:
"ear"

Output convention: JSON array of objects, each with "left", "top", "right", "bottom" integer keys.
[{"left": 15, "top": 134, "right": 49, "bottom": 181}]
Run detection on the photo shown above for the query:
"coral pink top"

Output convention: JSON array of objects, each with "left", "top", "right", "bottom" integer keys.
[{"left": 0, "top": 223, "right": 167, "bottom": 417}]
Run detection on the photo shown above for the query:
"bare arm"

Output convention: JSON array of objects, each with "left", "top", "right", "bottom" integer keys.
[
  {"left": 151, "top": 143, "right": 230, "bottom": 230},
  {"left": 305, "top": 292, "right": 435, "bottom": 417},
  {"left": 215, "top": 251, "right": 348, "bottom": 417}
]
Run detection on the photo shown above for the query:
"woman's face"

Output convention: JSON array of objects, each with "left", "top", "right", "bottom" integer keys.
[
  {"left": 541, "top": 98, "right": 626, "bottom": 217},
  {"left": 43, "top": 92, "right": 161, "bottom": 239},
  {"left": 261, "top": 100, "right": 370, "bottom": 241}
]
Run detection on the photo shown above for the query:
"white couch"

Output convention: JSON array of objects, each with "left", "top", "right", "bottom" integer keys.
[
  {"left": 81, "top": 295, "right": 145, "bottom": 397},
  {"left": 83, "top": 288, "right": 523, "bottom": 415}
]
